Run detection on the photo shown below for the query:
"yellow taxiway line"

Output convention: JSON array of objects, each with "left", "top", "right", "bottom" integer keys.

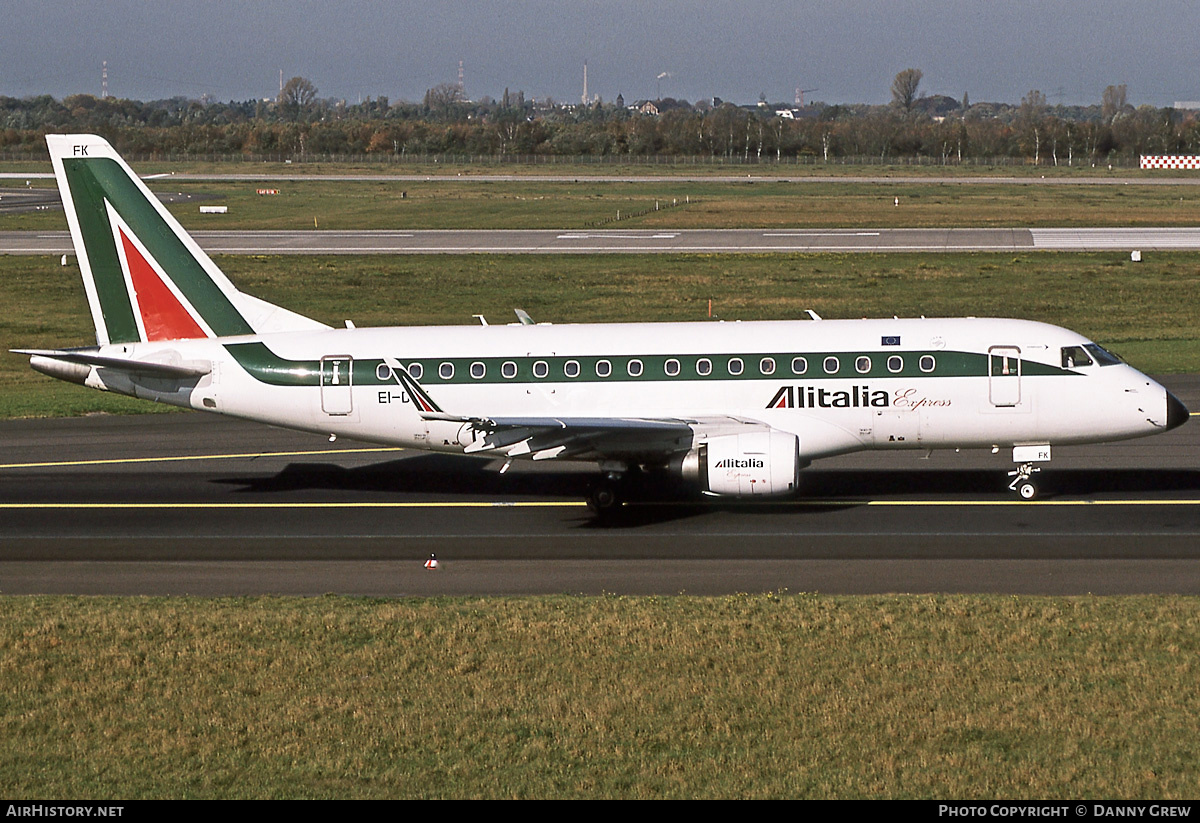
[
  {"left": 0, "top": 446, "right": 405, "bottom": 471},
  {"left": 1, "top": 499, "right": 1199, "bottom": 510}
]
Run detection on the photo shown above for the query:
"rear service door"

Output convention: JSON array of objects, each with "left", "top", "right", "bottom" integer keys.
[{"left": 321, "top": 355, "right": 353, "bottom": 415}]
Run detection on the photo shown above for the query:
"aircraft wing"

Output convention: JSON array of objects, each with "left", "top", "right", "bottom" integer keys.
[{"left": 392, "top": 361, "right": 764, "bottom": 462}]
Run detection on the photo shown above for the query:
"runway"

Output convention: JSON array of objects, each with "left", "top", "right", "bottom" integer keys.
[
  {"left": 3, "top": 376, "right": 1199, "bottom": 596},
  {"left": 6, "top": 227, "right": 1200, "bottom": 255}
]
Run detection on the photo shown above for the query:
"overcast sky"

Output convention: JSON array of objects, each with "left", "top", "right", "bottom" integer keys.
[{"left": 3, "top": 1, "right": 1198, "bottom": 108}]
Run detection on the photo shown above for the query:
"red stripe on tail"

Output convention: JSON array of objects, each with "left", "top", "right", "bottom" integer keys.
[{"left": 120, "top": 228, "right": 207, "bottom": 341}]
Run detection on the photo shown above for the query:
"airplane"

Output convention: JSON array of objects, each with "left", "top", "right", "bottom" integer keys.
[{"left": 13, "top": 134, "right": 1190, "bottom": 513}]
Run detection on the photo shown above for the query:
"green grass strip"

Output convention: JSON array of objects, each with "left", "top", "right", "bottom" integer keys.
[{"left": 1, "top": 594, "right": 1198, "bottom": 799}]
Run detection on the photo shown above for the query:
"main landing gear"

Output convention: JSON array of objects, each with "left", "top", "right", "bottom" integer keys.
[
  {"left": 1007, "top": 462, "right": 1041, "bottom": 500},
  {"left": 586, "top": 465, "right": 629, "bottom": 517},
  {"left": 586, "top": 480, "right": 622, "bottom": 514}
]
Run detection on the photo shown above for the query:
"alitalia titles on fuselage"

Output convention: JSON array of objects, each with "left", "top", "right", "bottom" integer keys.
[{"left": 767, "top": 385, "right": 955, "bottom": 411}]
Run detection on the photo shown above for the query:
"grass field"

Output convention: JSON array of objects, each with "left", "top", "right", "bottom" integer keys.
[
  {"left": 2, "top": 594, "right": 1197, "bottom": 799},
  {"left": 4, "top": 176, "right": 1200, "bottom": 232},
  {"left": 0, "top": 155, "right": 1182, "bottom": 177}
]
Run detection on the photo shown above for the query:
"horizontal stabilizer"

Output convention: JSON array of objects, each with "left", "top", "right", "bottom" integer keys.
[{"left": 13, "top": 348, "right": 212, "bottom": 378}]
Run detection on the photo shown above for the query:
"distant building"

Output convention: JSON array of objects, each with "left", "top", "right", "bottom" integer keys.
[
  {"left": 774, "top": 107, "right": 820, "bottom": 120},
  {"left": 1173, "top": 101, "right": 1200, "bottom": 111}
]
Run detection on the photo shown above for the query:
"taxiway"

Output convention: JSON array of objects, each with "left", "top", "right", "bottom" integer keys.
[
  {"left": 2, "top": 377, "right": 1198, "bottom": 596},
  {"left": 5, "top": 227, "right": 1200, "bottom": 255}
]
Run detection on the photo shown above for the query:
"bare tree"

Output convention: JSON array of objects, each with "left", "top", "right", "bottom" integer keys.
[
  {"left": 278, "top": 76, "right": 318, "bottom": 120},
  {"left": 1019, "top": 89, "right": 1048, "bottom": 163},
  {"left": 1102, "top": 84, "right": 1128, "bottom": 123},
  {"left": 891, "top": 68, "right": 923, "bottom": 114},
  {"left": 423, "top": 83, "right": 465, "bottom": 118}
]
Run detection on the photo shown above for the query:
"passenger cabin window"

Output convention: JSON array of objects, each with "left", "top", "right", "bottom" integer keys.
[
  {"left": 665, "top": 358, "right": 681, "bottom": 377},
  {"left": 627, "top": 359, "right": 643, "bottom": 377},
  {"left": 408, "top": 363, "right": 424, "bottom": 380},
  {"left": 823, "top": 356, "right": 839, "bottom": 375},
  {"left": 564, "top": 360, "right": 581, "bottom": 378},
  {"left": 470, "top": 361, "right": 486, "bottom": 379},
  {"left": 887, "top": 355, "right": 903, "bottom": 373},
  {"left": 919, "top": 355, "right": 936, "bottom": 373},
  {"left": 791, "top": 357, "right": 808, "bottom": 375},
  {"left": 376, "top": 363, "right": 393, "bottom": 382},
  {"left": 501, "top": 361, "right": 518, "bottom": 379},
  {"left": 760, "top": 357, "right": 775, "bottom": 375},
  {"left": 533, "top": 360, "right": 549, "bottom": 379},
  {"left": 1061, "top": 345, "right": 1094, "bottom": 369},
  {"left": 696, "top": 358, "right": 712, "bottom": 376},
  {"left": 728, "top": 358, "right": 744, "bottom": 376},
  {"left": 438, "top": 362, "right": 454, "bottom": 380},
  {"left": 596, "top": 360, "right": 612, "bottom": 378},
  {"left": 855, "top": 356, "right": 871, "bottom": 374}
]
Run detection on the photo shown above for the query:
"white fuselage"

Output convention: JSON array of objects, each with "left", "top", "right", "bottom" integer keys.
[{"left": 81, "top": 316, "right": 1176, "bottom": 464}]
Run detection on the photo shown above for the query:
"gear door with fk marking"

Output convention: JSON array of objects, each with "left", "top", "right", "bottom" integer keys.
[{"left": 320, "top": 355, "right": 353, "bottom": 415}]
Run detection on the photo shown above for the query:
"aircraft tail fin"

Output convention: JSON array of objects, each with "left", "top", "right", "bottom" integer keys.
[{"left": 46, "top": 134, "right": 328, "bottom": 345}]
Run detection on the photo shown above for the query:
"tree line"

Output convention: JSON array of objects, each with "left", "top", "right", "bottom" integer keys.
[{"left": 2, "top": 76, "right": 1198, "bottom": 165}]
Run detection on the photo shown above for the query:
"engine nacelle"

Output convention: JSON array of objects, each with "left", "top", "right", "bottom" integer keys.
[{"left": 672, "top": 430, "right": 802, "bottom": 496}]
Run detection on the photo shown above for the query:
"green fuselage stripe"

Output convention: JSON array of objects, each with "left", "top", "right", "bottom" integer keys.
[{"left": 226, "top": 342, "right": 1076, "bottom": 388}]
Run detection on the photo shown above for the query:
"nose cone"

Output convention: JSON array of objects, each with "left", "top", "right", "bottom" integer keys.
[{"left": 1166, "top": 391, "right": 1190, "bottom": 431}]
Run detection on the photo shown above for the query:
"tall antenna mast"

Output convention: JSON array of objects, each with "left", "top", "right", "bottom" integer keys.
[
  {"left": 582, "top": 62, "right": 588, "bottom": 104},
  {"left": 102, "top": 61, "right": 108, "bottom": 99},
  {"left": 458, "top": 60, "right": 465, "bottom": 98}
]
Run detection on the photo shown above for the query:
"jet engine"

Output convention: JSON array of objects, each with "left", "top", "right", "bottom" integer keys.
[{"left": 670, "top": 430, "right": 802, "bottom": 496}]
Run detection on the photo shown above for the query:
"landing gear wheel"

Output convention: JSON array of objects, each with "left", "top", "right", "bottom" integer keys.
[
  {"left": 1007, "top": 462, "right": 1042, "bottom": 500},
  {"left": 586, "top": 482, "right": 622, "bottom": 516}
]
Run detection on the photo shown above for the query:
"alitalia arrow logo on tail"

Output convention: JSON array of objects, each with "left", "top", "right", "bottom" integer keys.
[{"left": 107, "top": 201, "right": 213, "bottom": 341}]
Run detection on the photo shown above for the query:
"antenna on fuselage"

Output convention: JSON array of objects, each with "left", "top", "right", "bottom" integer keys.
[{"left": 805, "top": 309, "right": 823, "bottom": 321}]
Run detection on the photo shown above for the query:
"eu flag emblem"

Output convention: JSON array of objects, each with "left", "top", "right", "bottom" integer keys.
[{"left": 881, "top": 336, "right": 901, "bottom": 346}]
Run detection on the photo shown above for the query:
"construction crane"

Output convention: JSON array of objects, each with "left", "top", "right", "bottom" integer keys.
[{"left": 795, "top": 87, "right": 819, "bottom": 107}]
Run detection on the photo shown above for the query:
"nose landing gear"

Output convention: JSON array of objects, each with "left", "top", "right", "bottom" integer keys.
[
  {"left": 1005, "top": 445, "right": 1051, "bottom": 501},
  {"left": 1007, "top": 462, "right": 1041, "bottom": 500}
]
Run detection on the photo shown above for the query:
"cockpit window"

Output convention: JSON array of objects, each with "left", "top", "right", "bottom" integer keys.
[
  {"left": 1061, "top": 345, "right": 1093, "bottom": 369},
  {"left": 1084, "top": 343, "right": 1123, "bottom": 367}
]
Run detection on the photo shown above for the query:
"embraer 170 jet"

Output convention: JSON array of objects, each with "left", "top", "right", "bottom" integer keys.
[{"left": 15, "top": 134, "right": 1190, "bottom": 512}]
